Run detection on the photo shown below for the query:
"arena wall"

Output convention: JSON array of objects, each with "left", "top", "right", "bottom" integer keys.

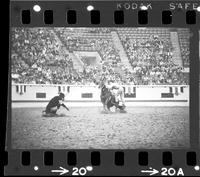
[{"left": 11, "top": 84, "right": 189, "bottom": 107}]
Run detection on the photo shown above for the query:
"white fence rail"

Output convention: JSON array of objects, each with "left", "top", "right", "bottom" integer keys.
[{"left": 11, "top": 84, "right": 189, "bottom": 107}]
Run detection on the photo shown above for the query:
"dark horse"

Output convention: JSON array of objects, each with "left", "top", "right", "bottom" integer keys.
[{"left": 99, "top": 82, "right": 125, "bottom": 111}]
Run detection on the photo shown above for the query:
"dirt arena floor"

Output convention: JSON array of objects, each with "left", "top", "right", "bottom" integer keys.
[{"left": 11, "top": 107, "right": 189, "bottom": 149}]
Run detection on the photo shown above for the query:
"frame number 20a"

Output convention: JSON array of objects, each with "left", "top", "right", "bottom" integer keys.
[
  {"left": 141, "top": 167, "right": 184, "bottom": 176},
  {"left": 161, "top": 168, "right": 184, "bottom": 176}
]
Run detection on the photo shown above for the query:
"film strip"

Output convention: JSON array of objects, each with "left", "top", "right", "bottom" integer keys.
[{"left": 4, "top": 0, "right": 200, "bottom": 176}]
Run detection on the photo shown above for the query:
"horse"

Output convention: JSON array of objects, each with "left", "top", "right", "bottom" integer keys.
[{"left": 99, "top": 82, "right": 125, "bottom": 111}]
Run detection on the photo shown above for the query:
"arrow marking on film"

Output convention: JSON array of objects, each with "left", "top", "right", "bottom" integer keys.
[
  {"left": 141, "top": 168, "right": 159, "bottom": 176},
  {"left": 51, "top": 167, "right": 69, "bottom": 175}
]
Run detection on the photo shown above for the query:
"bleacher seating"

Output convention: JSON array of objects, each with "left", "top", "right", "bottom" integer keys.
[
  {"left": 11, "top": 28, "right": 189, "bottom": 85},
  {"left": 11, "top": 28, "right": 75, "bottom": 84},
  {"left": 177, "top": 29, "right": 190, "bottom": 67}
]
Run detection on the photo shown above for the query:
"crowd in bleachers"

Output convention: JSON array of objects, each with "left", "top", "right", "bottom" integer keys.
[
  {"left": 11, "top": 28, "right": 189, "bottom": 85},
  {"left": 180, "top": 46, "right": 190, "bottom": 67},
  {"left": 55, "top": 28, "right": 121, "bottom": 65},
  {"left": 89, "top": 28, "right": 111, "bottom": 33},
  {"left": 121, "top": 34, "right": 188, "bottom": 85},
  {"left": 177, "top": 29, "right": 190, "bottom": 67},
  {"left": 11, "top": 28, "right": 76, "bottom": 84}
]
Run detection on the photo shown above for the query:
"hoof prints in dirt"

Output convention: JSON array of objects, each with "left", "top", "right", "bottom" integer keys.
[
  {"left": 12, "top": 107, "right": 189, "bottom": 149},
  {"left": 100, "top": 110, "right": 127, "bottom": 114}
]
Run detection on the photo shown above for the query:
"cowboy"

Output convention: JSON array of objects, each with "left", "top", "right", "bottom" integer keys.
[
  {"left": 43, "top": 92, "right": 69, "bottom": 116},
  {"left": 110, "top": 82, "right": 126, "bottom": 109}
]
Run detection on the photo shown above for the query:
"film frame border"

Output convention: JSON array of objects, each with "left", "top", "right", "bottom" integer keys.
[{"left": 5, "top": 0, "right": 200, "bottom": 176}]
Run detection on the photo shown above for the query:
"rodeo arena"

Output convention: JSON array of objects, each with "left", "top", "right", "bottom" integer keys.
[{"left": 11, "top": 28, "right": 190, "bottom": 149}]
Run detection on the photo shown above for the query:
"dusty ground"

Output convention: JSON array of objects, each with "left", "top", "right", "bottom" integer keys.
[{"left": 11, "top": 107, "right": 189, "bottom": 149}]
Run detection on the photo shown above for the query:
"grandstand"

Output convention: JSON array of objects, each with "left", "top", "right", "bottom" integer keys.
[
  {"left": 11, "top": 27, "right": 190, "bottom": 85},
  {"left": 177, "top": 28, "right": 190, "bottom": 67}
]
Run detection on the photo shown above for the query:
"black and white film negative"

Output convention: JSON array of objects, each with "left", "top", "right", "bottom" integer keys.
[{"left": 4, "top": 0, "right": 200, "bottom": 176}]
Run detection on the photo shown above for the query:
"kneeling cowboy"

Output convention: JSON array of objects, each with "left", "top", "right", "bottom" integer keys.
[{"left": 43, "top": 93, "right": 69, "bottom": 115}]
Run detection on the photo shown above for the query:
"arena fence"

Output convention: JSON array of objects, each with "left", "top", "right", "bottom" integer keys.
[{"left": 11, "top": 84, "right": 189, "bottom": 107}]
